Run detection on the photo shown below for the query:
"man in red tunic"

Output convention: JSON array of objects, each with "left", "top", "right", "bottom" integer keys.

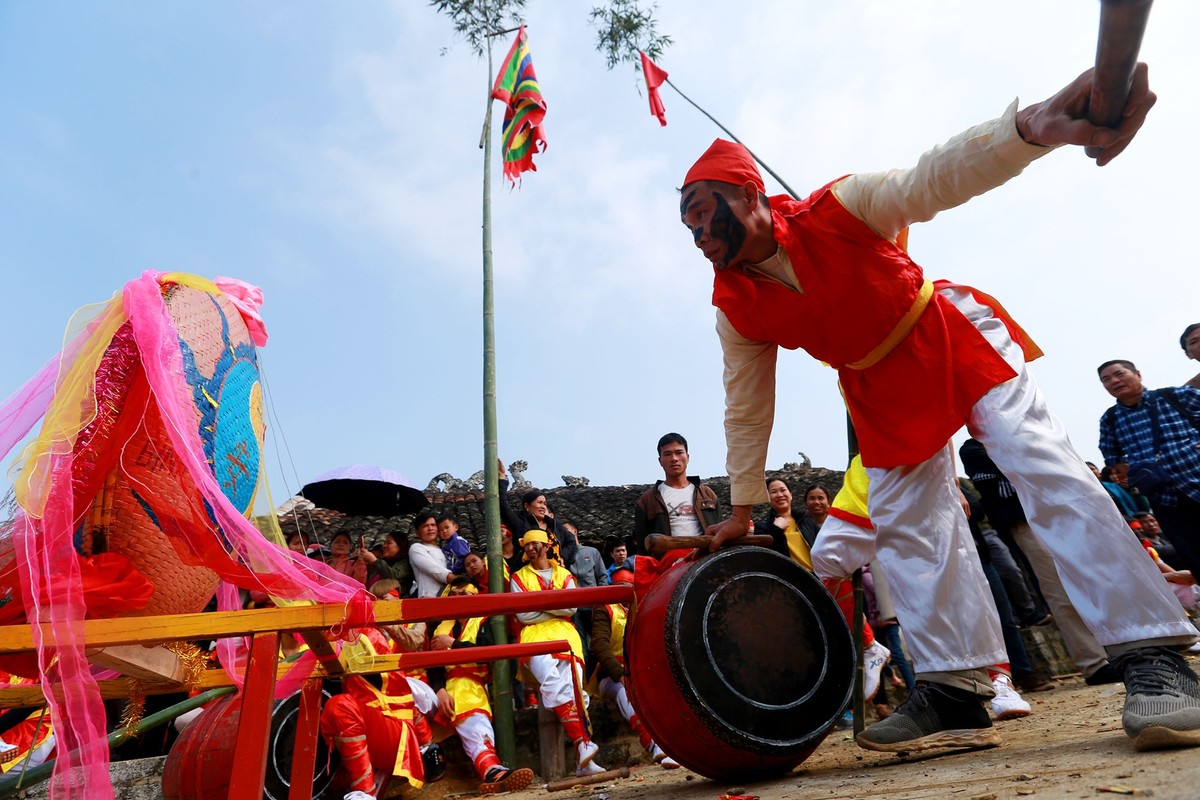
[{"left": 679, "top": 63, "right": 1200, "bottom": 753}]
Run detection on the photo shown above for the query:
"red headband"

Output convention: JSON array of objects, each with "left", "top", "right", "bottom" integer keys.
[{"left": 683, "top": 138, "right": 764, "bottom": 193}]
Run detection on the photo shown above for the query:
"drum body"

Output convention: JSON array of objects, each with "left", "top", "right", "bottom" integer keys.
[
  {"left": 162, "top": 689, "right": 337, "bottom": 800},
  {"left": 626, "top": 547, "right": 854, "bottom": 781}
]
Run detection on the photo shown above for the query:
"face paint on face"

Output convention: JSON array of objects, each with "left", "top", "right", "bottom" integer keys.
[
  {"left": 682, "top": 185, "right": 749, "bottom": 270},
  {"left": 707, "top": 192, "right": 746, "bottom": 268}
]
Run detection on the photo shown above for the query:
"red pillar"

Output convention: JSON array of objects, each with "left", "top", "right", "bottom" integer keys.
[
  {"left": 287, "top": 677, "right": 324, "bottom": 800},
  {"left": 229, "top": 631, "right": 281, "bottom": 799}
]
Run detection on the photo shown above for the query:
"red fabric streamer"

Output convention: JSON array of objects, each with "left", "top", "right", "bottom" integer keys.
[{"left": 639, "top": 51, "right": 669, "bottom": 126}]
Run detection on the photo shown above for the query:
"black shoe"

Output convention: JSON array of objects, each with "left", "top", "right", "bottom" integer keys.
[
  {"left": 421, "top": 743, "right": 447, "bottom": 782},
  {"left": 1113, "top": 647, "right": 1200, "bottom": 751},
  {"left": 855, "top": 681, "right": 1000, "bottom": 753},
  {"left": 1084, "top": 662, "right": 1123, "bottom": 686}
]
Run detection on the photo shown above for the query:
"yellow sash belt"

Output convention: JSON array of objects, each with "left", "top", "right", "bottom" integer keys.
[{"left": 844, "top": 279, "right": 934, "bottom": 370}]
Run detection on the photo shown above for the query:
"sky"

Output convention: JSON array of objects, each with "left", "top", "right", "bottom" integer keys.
[{"left": 2, "top": 1, "right": 1198, "bottom": 505}]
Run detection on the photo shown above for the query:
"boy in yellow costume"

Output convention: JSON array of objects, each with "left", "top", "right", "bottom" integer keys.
[
  {"left": 429, "top": 577, "right": 534, "bottom": 794},
  {"left": 511, "top": 530, "right": 605, "bottom": 776}
]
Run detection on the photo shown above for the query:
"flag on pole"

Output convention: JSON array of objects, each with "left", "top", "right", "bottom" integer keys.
[
  {"left": 639, "top": 51, "right": 669, "bottom": 126},
  {"left": 492, "top": 25, "right": 547, "bottom": 183}
]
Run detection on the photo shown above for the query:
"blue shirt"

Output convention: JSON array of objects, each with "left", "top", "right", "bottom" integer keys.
[
  {"left": 1099, "top": 386, "right": 1200, "bottom": 506},
  {"left": 441, "top": 533, "right": 472, "bottom": 573}
]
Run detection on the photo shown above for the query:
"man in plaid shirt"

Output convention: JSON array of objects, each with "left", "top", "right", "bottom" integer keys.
[{"left": 1098, "top": 359, "right": 1200, "bottom": 575}]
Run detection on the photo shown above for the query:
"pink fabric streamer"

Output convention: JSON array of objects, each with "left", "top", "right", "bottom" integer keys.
[
  {"left": 0, "top": 354, "right": 60, "bottom": 460},
  {"left": 213, "top": 275, "right": 268, "bottom": 346},
  {"left": 5, "top": 271, "right": 372, "bottom": 799}
]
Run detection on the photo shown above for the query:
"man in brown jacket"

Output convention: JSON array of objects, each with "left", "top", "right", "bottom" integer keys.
[{"left": 633, "top": 432, "right": 721, "bottom": 554}]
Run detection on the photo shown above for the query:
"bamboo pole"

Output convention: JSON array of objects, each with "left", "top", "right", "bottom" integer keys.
[{"left": 481, "top": 17, "right": 516, "bottom": 764}]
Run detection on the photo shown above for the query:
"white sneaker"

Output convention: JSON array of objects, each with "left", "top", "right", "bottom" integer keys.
[
  {"left": 650, "top": 743, "right": 680, "bottom": 769},
  {"left": 862, "top": 641, "right": 890, "bottom": 701},
  {"left": 991, "top": 674, "right": 1032, "bottom": 720},
  {"left": 344, "top": 792, "right": 376, "bottom": 800},
  {"left": 575, "top": 739, "right": 599, "bottom": 770},
  {"left": 575, "top": 760, "right": 606, "bottom": 777}
]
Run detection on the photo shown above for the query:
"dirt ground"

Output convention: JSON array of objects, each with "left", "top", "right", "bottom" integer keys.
[{"left": 446, "top": 658, "right": 1200, "bottom": 800}]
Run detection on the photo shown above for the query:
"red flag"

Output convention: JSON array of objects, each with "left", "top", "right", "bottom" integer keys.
[{"left": 639, "top": 51, "right": 668, "bottom": 126}]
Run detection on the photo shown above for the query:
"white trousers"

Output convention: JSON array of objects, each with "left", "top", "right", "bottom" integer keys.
[
  {"left": 812, "top": 288, "right": 1196, "bottom": 675},
  {"left": 527, "top": 654, "right": 587, "bottom": 710},
  {"left": 1007, "top": 521, "right": 1108, "bottom": 677},
  {"left": 598, "top": 676, "right": 636, "bottom": 722},
  {"left": 455, "top": 711, "right": 496, "bottom": 765}
]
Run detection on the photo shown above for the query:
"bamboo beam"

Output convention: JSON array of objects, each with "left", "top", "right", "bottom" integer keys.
[{"left": 0, "top": 586, "right": 632, "bottom": 655}]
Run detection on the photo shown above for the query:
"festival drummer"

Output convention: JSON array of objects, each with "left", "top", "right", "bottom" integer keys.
[
  {"left": 510, "top": 529, "right": 606, "bottom": 776},
  {"left": 678, "top": 61, "right": 1200, "bottom": 752},
  {"left": 428, "top": 576, "right": 535, "bottom": 794},
  {"left": 319, "top": 627, "right": 427, "bottom": 800}
]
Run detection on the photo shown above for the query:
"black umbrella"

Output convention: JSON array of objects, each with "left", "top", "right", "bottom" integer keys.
[{"left": 300, "top": 465, "right": 428, "bottom": 517}]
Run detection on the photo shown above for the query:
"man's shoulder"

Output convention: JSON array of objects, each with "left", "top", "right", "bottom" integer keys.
[
  {"left": 1101, "top": 401, "right": 1129, "bottom": 422},
  {"left": 636, "top": 481, "right": 665, "bottom": 504},
  {"left": 1164, "top": 384, "right": 1200, "bottom": 400}
]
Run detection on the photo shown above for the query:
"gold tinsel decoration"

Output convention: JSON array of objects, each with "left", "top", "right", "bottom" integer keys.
[
  {"left": 164, "top": 640, "right": 208, "bottom": 691},
  {"left": 116, "top": 679, "right": 147, "bottom": 739}
]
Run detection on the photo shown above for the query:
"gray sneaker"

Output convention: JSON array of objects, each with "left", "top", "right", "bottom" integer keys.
[
  {"left": 1114, "top": 646, "right": 1200, "bottom": 751},
  {"left": 855, "top": 681, "right": 1000, "bottom": 753}
]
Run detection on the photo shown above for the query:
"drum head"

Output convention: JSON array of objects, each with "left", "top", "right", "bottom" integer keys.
[
  {"left": 664, "top": 547, "right": 854, "bottom": 755},
  {"left": 265, "top": 688, "right": 338, "bottom": 800}
]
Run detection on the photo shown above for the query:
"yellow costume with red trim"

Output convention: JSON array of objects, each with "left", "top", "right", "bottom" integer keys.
[
  {"left": 510, "top": 552, "right": 597, "bottom": 758},
  {"left": 433, "top": 615, "right": 492, "bottom": 725},
  {"left": 431, "top": 610, "right": 523, "bottom": 782},
  {"left": 511, "top": 563, "right": 584, "bottom": 662},
  {"left": 828, "top": 455, "right": 872, "bottom": 531},
  {"left": 586, "top": 603, "right": 627, "bottom": 694}
]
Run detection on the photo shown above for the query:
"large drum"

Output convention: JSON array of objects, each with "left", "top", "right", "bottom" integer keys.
[
  {"left": 162, "top": 688, "right": 338, "bottom": 800},
  {"left": 626, "top": 546, "right": 855, "bottom": 781}
]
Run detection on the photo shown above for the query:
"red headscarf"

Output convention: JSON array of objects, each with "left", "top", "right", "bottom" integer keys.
[
  {"left": 611, "top": 569, "right": 635, "bottom": 586},
  {"left": 683, "top": 138, "right": 764, "bottom": 192}
]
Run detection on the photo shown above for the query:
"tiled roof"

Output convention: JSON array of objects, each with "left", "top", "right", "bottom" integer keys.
[{"left": 276, "top": 464, "right": 847, "bottom": 554}]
